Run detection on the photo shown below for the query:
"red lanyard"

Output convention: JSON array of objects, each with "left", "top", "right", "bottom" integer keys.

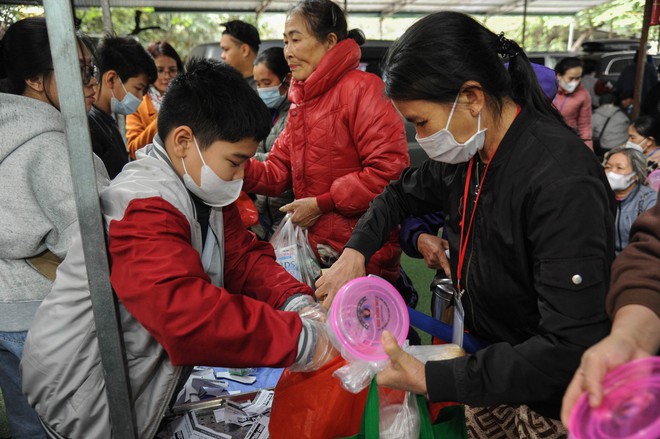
[
  {"left": 456, "top": 154, "right": 495, "bottom": 291},
  {"left": 455, "top": 105, "right": 520, "bottom": 291}
]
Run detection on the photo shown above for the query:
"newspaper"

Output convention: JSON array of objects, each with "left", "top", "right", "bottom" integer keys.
[{"left": 162, "top": 390, "right": 274, "bottom": 439}]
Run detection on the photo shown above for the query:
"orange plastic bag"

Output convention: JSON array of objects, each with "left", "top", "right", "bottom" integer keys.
[
  {"left": 235, "top": 191, "right": 259, "bottom": 228},
  {"left": 269, "top": 356, "right": 369, "bottom": 439}
]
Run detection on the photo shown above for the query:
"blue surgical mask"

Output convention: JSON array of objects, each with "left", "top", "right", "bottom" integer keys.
[
  {"left": 258, "top": 85, "right": 286, "bottom": 109},
  {"left": 110, "top": 80, "right": 142, "bottom": 115}
]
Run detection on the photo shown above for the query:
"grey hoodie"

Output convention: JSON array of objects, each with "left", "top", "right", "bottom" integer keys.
[{"left": 0, "top": 93, "right": 108, "bottom": 331}]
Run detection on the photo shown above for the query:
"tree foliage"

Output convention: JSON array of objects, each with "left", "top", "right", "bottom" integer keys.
[
  {"left": 74, "top": 7, "right": 275, "bottom": 59},
  {"left": 0, "top": 0, "right": 653, "bottom": 56},
  {"left": 483, "top": 0, "right": 646, "bottom": 52}
]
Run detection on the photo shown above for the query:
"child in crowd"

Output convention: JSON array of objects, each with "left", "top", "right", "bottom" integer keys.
[
  {"left": 21, "top": 59, "right": 335, "bottom": 439},
  {"left": 89, "top": 35, "right": 156, "bottom": 178},
  {"left": 126, "top": 41, "right": 184, "bottom": 159}
]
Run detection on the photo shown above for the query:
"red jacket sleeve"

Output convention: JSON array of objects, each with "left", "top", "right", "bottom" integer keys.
[
  {"left": 108, "top": 196, "right": 306, "bottom": 368},
  {"left": 329, "top": 74, "right": 409, "bottom": 216},
  {"left": 243, "top": 128, "right": 293, "bottom": 197},
  {"left": 221, "top": 201, "right": 314, "bottom": 304}
]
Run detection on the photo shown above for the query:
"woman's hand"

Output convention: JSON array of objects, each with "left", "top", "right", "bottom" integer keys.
[
  {"left": 376, "top": 331, "right": 427, "bottom": 394},
  {"left": 561, "top": 304, "right": 660, "bottom": 427},
  {"left": 417, "top": 233, "right": 451, "bottom": 277},
  {"left": 314, "top": 248, "right": 366, "bottom": 308},
  {"left": 280, "top": 198, "right": 322, "bottom": 229}
]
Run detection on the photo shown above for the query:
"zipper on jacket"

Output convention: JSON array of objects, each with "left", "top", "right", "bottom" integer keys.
[
  {"left": 463, "top": 237, "right": 479, "bottom": 335},
  {"left": 299, "top": 103, "right": 308, "bottom": 192},
  {"left": 462, "top": 162, "right": 480, "bottom": 335},
  {"left": 615, "top": 202, "right": 622, "bottom": 253}
]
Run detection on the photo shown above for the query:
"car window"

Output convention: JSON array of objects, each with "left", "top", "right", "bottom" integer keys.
[{"left": 604, "top": 57, "right": 633, "bottom": 75}]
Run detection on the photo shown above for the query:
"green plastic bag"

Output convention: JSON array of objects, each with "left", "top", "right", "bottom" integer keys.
[{"left": 339, "top": 378, "right": 467, "bottom": 439}]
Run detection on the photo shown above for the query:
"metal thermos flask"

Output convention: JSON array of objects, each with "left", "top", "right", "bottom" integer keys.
[{"left": 431, "top": 274, "right": 455, "bottom": 325}]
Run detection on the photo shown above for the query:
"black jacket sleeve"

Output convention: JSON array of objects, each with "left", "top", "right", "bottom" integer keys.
[{"left": 345, "top": 159, "right": 448, "bottom": 262}]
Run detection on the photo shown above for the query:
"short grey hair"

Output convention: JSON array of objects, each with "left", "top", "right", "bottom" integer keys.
[{"left": 604, "top": 146, "right": 648, "bottom": 185}]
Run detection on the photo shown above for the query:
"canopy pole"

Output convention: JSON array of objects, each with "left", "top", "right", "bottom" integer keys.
[
  {"left": 41, "top": 1, "right": 137, "bottom": 437},
  {"left": 567, "top": 19, "right": 575, "bottom": 52},
  {"left": 101, "top": 0, "right": 113, "bottom": 33},
  {"left": 632, "top": 0, "right": 653, "bottom": 120},
  {"left": 521, "top": 0, "right": 528, "bottom": 48}
]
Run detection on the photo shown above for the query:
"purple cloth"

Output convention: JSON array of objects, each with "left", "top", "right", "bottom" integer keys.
[
  {"left": 400, "top": 212, "right": 445, "bottom": 257},
  {"left": 504, "top": 61, "right": 557, "bottom": 100}
]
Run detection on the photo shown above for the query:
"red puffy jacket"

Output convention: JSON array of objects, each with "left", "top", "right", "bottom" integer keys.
[{"left": 244, "top": 38, "right": 409, "bottom": 282}]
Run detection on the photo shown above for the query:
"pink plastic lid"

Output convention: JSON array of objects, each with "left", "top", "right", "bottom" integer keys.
[
  {"left": 328, "top": 275, "right": 409, "bottom": 362},
  {"left": 568, "top": 356, "right": 660, "bottom": 439},
  {"left": 648, "top": 170, "right": 660, "bottom": 192}
]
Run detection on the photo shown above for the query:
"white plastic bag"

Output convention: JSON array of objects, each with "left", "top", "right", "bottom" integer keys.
[
  {"left": 269, "top": 213, "right": 321, "bottom": 289},
  {"left": 378, "top": 388, "right": 421, "bottom": 439}
]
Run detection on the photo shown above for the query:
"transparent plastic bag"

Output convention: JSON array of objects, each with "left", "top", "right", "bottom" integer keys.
[
  {"left": 379, "top": 388, "right": 421, "bottom": 439},
  {"left": 269, "top": 213, "right": 321, "bottom": 289},
  {"left": 332, "top": 359, "right": 386, "bottom": 394}
]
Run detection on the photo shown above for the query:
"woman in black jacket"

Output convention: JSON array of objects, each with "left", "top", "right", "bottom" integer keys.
[{"left": 316, "top": 11, "right": 615, "bottom": 437}]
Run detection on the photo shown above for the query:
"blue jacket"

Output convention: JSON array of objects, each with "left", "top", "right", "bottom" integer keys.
[{"left": 615, "top": 184, "right": 657, "bottom": 254}]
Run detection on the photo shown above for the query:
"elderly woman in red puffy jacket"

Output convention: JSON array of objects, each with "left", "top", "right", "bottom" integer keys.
[{"left": 243, "top": 0, "right": 409, "bottom": 287}]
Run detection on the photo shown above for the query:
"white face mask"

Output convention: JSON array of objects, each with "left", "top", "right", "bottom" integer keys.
[
  {"left": 415, "top": 94, "right": 487, "bottom": 164},
  {"left": 625, "top": 139, "right": 646, "bottom": 154},
  {"left": 559, "top": 78, "right": 580, "bottom": 94},
  {"left": 110, "top": 80, "right": 142, "bottom": 115},
  {"left": 606, "top": 171, "right": 636, "bottom": 192},
  {"left": 181, "top": 136, "right": 243, "bottom": 207}
]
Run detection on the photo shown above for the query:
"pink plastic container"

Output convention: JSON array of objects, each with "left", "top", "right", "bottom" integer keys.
[
  {"left": 648, "top": 170, "right": 660, "bottom": 192},
  {"left": 328, "top": 275, "right": 409, "bottom": 362},
  {"left": 568, "top": 356, "right": 660, "bottom": 439}
]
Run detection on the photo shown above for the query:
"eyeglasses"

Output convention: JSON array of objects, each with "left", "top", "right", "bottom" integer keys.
[
  {"left": 81, "top": 63, "right": 99, "bottom": 85},
  {"left": 47, "top": 63, "right": 99, "bottom": 85},
  {"left": 157, "top": 67, "right": 178, "bottom": 77}
]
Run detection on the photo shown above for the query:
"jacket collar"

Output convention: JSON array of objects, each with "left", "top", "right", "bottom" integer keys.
[
  {"left": 288, "top": 38, "right": 360, "bottom": 104},
  {"left": 486, "top": 103, "right": 536, "bottom": 167},
  {"left": 146, "top": 134, "right": 177, "bottom": 171}
]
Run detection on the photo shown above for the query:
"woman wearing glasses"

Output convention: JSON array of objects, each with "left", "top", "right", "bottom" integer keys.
[
  {"left": 0, "top": 17, "right": 109, "bottom": 439},
  {"left": 126, "top": 41, "right": 183, "bottom": 159}
]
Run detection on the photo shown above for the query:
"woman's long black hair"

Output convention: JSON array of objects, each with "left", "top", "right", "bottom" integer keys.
[
  {"left": 0, "top": 17, "right": 53, "bottom": 95},
  {"left": 0, "top": 16, "right": 95, "bottom": 96},
  {"left": 383, "top": 11, "right": 564, "bottom": 125}
]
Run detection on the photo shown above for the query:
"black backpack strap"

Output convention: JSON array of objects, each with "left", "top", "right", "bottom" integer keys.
[{"left": 597, "top": 113, "right": 615, "bottom": 145}]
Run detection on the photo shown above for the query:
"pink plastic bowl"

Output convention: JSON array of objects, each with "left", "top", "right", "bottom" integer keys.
[
  {"left": 328, "top": 275, "right": 409, "bottom": 362},
  {"left": 568, "top": 356, "right": 660, "bottom": 439}
]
